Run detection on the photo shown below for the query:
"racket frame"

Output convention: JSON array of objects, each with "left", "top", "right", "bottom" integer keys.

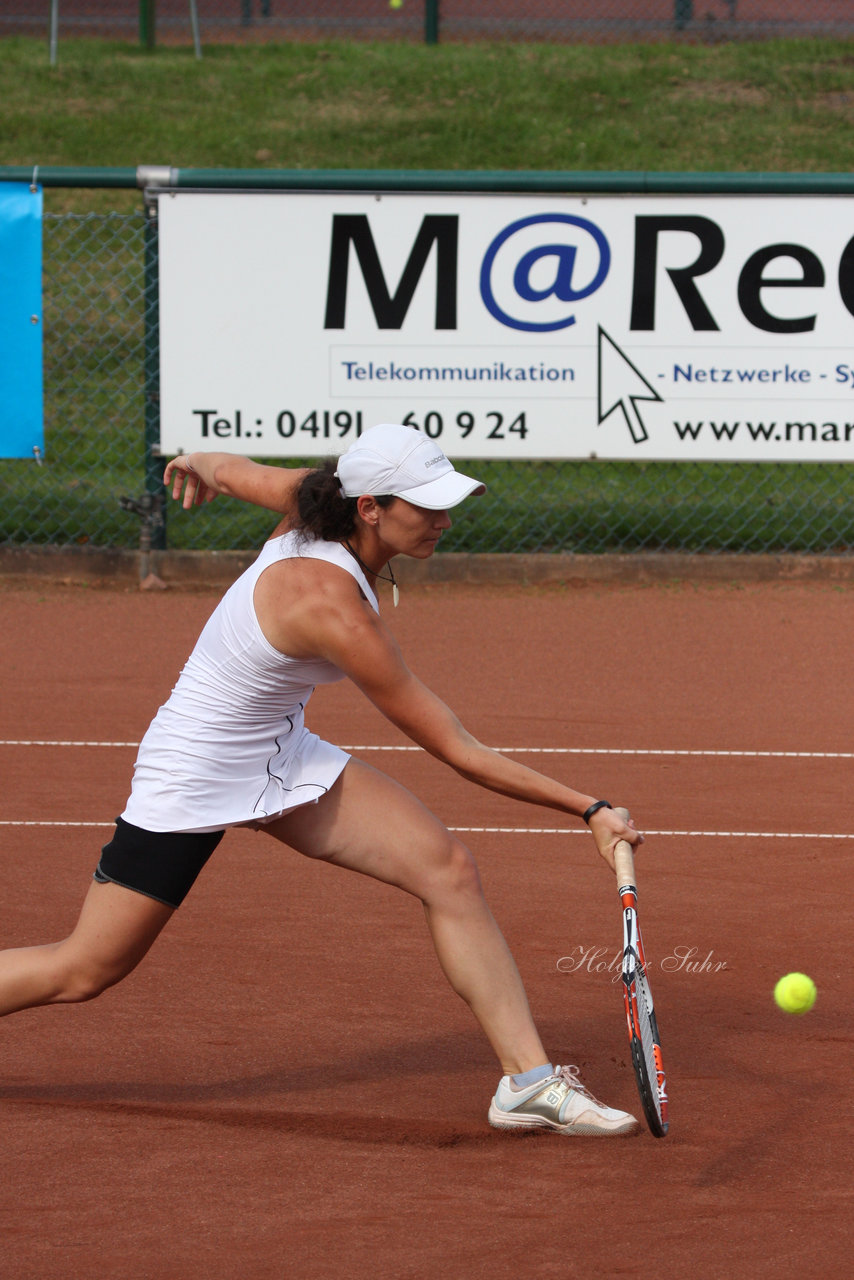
[{"left": 613, "top": 809, "right": 669, "bottom": 1138}]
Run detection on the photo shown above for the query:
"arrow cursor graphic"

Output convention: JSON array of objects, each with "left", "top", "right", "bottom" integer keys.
[{"left": 597, "top": 327, "right": 663, "bottom": 445}]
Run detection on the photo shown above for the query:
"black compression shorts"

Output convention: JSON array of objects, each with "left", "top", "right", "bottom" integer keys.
[{"left": 94, "top": 816, "right": 226, "bottom": 909}]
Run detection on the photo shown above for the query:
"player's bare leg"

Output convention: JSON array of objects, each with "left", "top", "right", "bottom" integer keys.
[
  {"left": 266, "top": 759, "right": 639, "bottom": 1135},
  {"left": 261, "top": 757, "right": 549, "bottom": 1077},
  {"left": 0, "top": 880, "right": 173, "bottom": 1016}
]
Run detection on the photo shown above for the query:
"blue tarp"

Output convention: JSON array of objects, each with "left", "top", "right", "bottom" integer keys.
[{"left": 0, "top": 182, "right": 43, "bottom": 459}]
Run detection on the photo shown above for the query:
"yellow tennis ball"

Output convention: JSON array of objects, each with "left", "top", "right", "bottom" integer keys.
[
  {"left": 774, "top": 972, "right": 817, "bottom": 1015},
  {"left": 389, "top": 0, "right": 403, "bottom": 8}
]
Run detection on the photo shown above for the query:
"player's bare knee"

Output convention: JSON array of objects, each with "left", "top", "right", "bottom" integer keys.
[
  {"left": 54, "top": 956, "right": 125, "bottom": 1004},
  {"left": 429, "top": 837, "right": 483, "bottom": 902}
]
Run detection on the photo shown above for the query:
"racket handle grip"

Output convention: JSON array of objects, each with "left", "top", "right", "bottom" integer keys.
[{"left": 613, "top": 806, "right": 636, "bottom": 888}]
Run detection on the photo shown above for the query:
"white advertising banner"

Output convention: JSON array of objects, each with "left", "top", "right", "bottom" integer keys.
[{"left": 156, "top": 189, "right": 854, "bottom": 460}]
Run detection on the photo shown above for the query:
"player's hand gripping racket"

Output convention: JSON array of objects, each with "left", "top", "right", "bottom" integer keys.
[{"left": 614, "top": 808, "right": 669, "bottom": 1137}]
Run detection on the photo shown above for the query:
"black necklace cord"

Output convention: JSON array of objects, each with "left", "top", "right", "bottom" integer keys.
[{"left": 342, "top": 540, "right": 399, "bottom": 607}]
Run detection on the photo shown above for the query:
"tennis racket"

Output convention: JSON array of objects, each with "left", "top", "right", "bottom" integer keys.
[{"left": 614, "top": 808, "right": 669, "bottom": 1138}]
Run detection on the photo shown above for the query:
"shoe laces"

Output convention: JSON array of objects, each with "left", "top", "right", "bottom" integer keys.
[{"left": 552, "top": 1064, "right": 601, "bottom": 1103}]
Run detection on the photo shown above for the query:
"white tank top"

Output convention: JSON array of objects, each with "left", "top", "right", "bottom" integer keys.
[{"left": 122, "top": 531, "right": 378, "bottom": 833}]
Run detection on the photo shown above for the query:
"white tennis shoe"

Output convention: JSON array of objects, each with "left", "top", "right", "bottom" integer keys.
[{"left": 488, "top": 1064, "right": 639, "bottom": 1136}]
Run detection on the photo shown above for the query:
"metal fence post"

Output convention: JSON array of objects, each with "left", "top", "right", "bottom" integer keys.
[
  {"left": 143, "top": 192, "right": 166, "bottom": 553},
  {"left": 139, "top": 0, "right": 157, "bottom": 48},
  {"left": 675, "top": 0, "right": 693, "bottom": 29},
  {"left": 425, "top": 0, "right": 439, "bottom": 45},
  {"left": 49, "top": 0, "right": 59, "bottom": 65}
]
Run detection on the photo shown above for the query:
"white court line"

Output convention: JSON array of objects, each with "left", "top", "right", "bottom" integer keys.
[
  {"left": 0, "top": 740, "right": 139, "bottom": 747},
  {"left": 1, "top": 743, "right": 848, "bottom": 838},
  {"left": 454, "top": 828, "right": 854, "bottom": 839},
  {"left": 0, "top": 821, "right": 115, "bottom": 827},
  {"left": 1, "top": 741, "right": 852, "bottom": 760},
  {"left": 352, "top": 747, "right": 854, "bottom": 759},
  {"left": 0, "top": 820, "right": 851, "bottom": 839}
]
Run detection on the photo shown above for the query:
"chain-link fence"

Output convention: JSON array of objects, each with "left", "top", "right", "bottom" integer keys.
[
  {"left": 3, "top": 205, "right": 854, "bottom": 557},
  {"left": 4, "top": 1, "right": 854, "bottom": 47}
]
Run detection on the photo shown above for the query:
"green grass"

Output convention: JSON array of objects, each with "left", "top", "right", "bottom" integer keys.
[
  {"left": 4, "top": 35, "right": 854, "bottom": 552},
  {"left": 5, "top": 35, "right": 854, "bottom": 212}
]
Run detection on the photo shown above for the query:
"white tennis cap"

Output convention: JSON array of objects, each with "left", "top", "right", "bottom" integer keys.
[{"left": 336, "top": 423, "right": 486, "bottom": 510}]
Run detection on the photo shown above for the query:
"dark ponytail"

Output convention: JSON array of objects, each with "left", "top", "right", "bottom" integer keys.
[
  {"left": 296, "top": 460, "right": 358, "bottom": 542},
  {"left": 296, "top": 459, "right": 398, "bottom": 542}
]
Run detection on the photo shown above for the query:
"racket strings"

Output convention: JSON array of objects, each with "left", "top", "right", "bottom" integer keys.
[{"left": 635, "top": 974, "right": 665, "bottom": 1120}]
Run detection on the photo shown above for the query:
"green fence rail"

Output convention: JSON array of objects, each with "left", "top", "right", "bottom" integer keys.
[{"left": 2, "top": 165, "right": 854, "bottom": 558}]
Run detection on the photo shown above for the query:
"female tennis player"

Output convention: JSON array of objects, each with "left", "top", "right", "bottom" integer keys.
[{"left": 0, "top": 424, "right": 642, "bottom": 1137}]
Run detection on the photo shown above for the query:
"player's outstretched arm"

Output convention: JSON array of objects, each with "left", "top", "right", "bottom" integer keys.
[
  {"left": 311, "top": 596, "right": 642, "bottom": 868},
  {"left": 387, "top": 674, "right": 641, "bottom": 868},
  {"left": 164, "top": 452, "right": 312, "bottom": 518}
]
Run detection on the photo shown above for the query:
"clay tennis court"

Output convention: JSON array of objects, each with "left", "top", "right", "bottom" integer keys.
[{"left": 0, "top": 570, "right": 851, "bottom": 1278}]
